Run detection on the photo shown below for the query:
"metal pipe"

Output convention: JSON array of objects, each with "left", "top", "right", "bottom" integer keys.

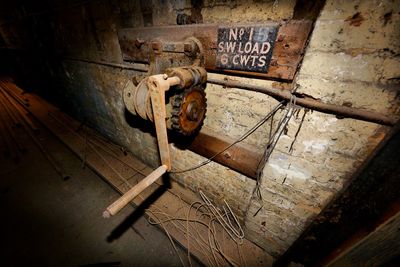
[
  {"left": 63, "top": 58, "right": 149, "bottom": 72},
  {"left": 207, "top": 77, "right": 398, "bottom": 126},
  {"left": 61, "top": 58, "right": 397, "bottom": 126}
]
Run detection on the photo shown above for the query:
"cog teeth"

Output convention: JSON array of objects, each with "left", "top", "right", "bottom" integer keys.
[
  {"left": 170, "top": 86, "right": 207, "bottom": 136},
  {"left": 172, "top": 96, "right": 183, "bottom": 107},
  {"left": 170, "top": 116, "right": 179, "bottom": 124},
  {"left": 171, "top": 111, "right": 180, "bottom": 117}
]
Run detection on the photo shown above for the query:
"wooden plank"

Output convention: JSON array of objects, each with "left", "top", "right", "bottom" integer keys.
[
  {"left": 118, "top": 20, "right": 313, "bottom": 81},
  {"left": 327, "top": 211, "right": 400, "bottom": 267}
]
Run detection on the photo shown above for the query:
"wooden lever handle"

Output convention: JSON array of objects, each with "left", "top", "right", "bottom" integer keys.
[
  {"left": 103, "top": 164, "right": 168, "bottom": 218},
  {"left": 103, "top": 75, "right": 180, "bottom": 218}
]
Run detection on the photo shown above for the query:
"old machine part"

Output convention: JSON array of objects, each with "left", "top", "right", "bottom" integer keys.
[
  {"left": 123, "top": 66, "right": 207, "bottom": 135},
  {"left": 104, "top": 21, "right": 313, "bottom": 217},
  {"left": 104, "top": 32, "right": 208, "bottom": 217},
  {"left": 104, "top": 67, "right": 207, "bottom": 218}
]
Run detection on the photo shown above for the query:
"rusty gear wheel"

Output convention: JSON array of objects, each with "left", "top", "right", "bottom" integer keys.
[{"left": 170, "top": 86, "right": 207, "bottom": 136}]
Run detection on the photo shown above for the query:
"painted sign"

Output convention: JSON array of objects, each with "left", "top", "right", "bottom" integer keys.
[{"left": 216, "top": 26, "right": 278, "bottom": 73}]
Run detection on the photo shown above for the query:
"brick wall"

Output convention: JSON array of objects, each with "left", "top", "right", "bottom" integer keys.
[
  {"left": 1, "top": 0, "right": 399, "bottom": 258},
  {"left": 243, "top": 0, "right": 400, "bottom": 256}
]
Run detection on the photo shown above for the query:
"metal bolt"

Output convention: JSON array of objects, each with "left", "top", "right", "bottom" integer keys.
[
  {"left": 184, "top": 42, "right": 193, "bottom": 53},
  {"left": 134, "top": 38, "right": 145, "bottom": 48},
  {"left": 184, "top": 41, "right": 197, "bottom": 56},
  {"left": 151, "top": 41, "right": 162, "bottom": 54}
]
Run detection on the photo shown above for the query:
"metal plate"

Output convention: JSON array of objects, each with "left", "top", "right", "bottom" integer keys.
[{"left": 216, "top": 26, "right": 278, "bottom": 73}]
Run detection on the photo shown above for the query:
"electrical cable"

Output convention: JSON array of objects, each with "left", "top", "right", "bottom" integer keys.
[
  {"left": 252, "top": 95, "right": 298, "bottom": 214},
  {"left": 170, "top": 101, "right": 285, "bottom": 174},
  {"left": 147, "top": 190, "right": 247, "bottom": 267}
]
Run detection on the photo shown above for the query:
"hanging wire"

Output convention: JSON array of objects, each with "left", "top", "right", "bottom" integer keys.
[
  {"left": 170, "top": 101, "right": 285, "bottom": 174},
  {"left": 252, "top": 95, "right": 298, "bottom": 215},
  {"left": 147, "top": 190, "right": 246, "bottom": 267}
]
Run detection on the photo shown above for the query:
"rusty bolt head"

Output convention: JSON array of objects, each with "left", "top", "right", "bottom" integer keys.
[
  {"left": 223, "top": 151, "right": 231, "bottom": 159},
  {"left": 184, "top": 42, "right": 193, "bottom": 52},
  {"left": 134, "top": 38, "right": 145, "bottom": 48},
  {"left": 151, "top": 41, "right": 162, "bottom": 54},
  {"left": 184, "top": 41, "right": 197, "bottom": 56}
]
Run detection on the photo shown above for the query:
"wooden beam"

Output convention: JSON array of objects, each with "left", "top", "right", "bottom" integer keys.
[
  {"left": 326, "top": 211, "right": 400, "bottom": 267},
  {"left": 189, "top": 130, "right": 262, "bottom": 179}
]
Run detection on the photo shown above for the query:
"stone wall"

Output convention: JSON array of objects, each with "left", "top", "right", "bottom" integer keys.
[{"left": 0, "top": 0, "right": 399, "bottom": 258}]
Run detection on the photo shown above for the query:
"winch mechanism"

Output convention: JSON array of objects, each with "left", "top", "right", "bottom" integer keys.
[
  {"left": 123, "top": 66, "right": 207, "bottom": 136},
  {"left": 104, "top": 37, "right": 208, "bottom": 218}
]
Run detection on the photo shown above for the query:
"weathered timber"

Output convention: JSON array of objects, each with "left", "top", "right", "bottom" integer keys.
[
  {"left": 189, "top": 130, "right": 262, "bottom": 178},
  {"left": 327, "top": 211, "right": 400, "bottom": 267}
]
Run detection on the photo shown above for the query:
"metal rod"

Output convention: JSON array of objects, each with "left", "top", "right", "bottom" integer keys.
[
  {"left": 57, "top": 58, "right": 396, "bottom": 126},
  {"left": 103, "top": 164, "right": 168, "bottom": 218},
  {"left": 25, "top": 123, "right": 70, "bottom": 180},
  {"left": 207, "top": 77, "right": 398, "bottom": 126},
  {"left": 26, "top": 53, "right": 394, "bottom": 127},
  {"left": 63, "top": 58, "right": 149, "bottom": 72},
  {"left": 0, "top": 104, "right": 18, "bottom": 158}
]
